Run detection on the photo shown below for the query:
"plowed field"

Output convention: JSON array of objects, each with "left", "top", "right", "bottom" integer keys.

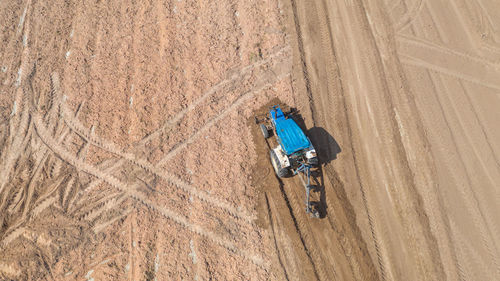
[{"left": 1, "top": 0, "right": 499, "bottom": 280}]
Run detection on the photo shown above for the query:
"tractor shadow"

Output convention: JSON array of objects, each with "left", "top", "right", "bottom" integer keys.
[
  {"left": 288, "top": 108, "right": 341, "bottom": 219},
  {"left": 288, "top": 109, "right": 341, "bottom": 164},
  {"left": 307, "top": 127, "right": 341, "bottom": 165}
]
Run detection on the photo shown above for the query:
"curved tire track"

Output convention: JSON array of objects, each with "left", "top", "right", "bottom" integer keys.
[
  {"left": 32, "top": 112, "right": 266, "bottom": 268},
  {"left": 60, "top": 103, "right": 254, "bottom": 222}
]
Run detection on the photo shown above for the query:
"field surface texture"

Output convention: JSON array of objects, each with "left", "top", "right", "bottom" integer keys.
[{"left": 0, "top": 0, "right": 499, "bottom": 280}]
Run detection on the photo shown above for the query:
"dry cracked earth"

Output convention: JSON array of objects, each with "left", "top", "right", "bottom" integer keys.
[{"left": 1, "top": 0, "right": 499, "bottom": 280}]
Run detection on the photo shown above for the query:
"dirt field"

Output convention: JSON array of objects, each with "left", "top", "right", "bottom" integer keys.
[{"left": 1, "top": 0, "right": 499, "bottom": 280}]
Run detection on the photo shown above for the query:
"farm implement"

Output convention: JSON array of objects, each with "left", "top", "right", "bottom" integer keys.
[{"left": 256, "top": 105, "right": 320, "bottom": 218}]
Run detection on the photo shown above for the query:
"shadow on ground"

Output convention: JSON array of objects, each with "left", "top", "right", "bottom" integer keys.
[{"left": 286, "top": 108, "right": 341, "bottom": 218}]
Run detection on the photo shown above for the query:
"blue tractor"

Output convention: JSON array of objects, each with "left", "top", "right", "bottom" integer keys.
[{"left": 257, "top": 105, "right": 319, "bottom": 217}]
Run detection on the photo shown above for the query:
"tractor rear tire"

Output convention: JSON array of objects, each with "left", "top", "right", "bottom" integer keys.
[
  {"left": 260, "top": 124, "right": 270, "bottom": 139},
  {"left": 270, "top": 150, "right": 291, "bottom": 178}
]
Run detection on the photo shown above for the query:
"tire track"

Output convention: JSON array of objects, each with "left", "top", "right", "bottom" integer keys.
[
  {"left": 5, "top": 160, "right": 31, "bottom": 214},
  {"left": 387, "top": 0, "right": 402, "bottom": 14},
  {"left": 397, "top": 34, "right": 496, "bottom": 67},
  {"left": 400, "top": 54, "right": 500, "bottom": 92},
  {"left": 0, "top": 89, "right": 30, "bottom": 197},
  {"left": 425, "top": 72, "right": 500, "bottom": 276},
  {"left": 1, "top": 226, "right": 25, "bottom": 247},
  {"left": 283, "top": 179, "right": 332, "bottom": 281},
  {"left": 74, "top": 191, "right": 122, "bottom": 217},
  {"left": 84, "top": 195, "right": 126, "bottom": 222},
  {"left": 61, "top": 176, "right": 75, "bottom": 211},
  {"left": 8, "top": 185, "right": 25, "bottom": 214},
  {"left": 406, "top": 10, "right": 483, "bottom": 280},
  {"left": 32, "top": 196, "right": 57, "bottom": 218},
  {"left": 128, "top": 211, "right": 135, "bottom": 281},
  {"left": 459, "top": 80, "right": 500, "bottom": 168},
  {"left": 328, "top": 4, "right": 390, "bottom": 281},
  {"left": 432, "top": 74, "right": 500, "bottom": 276},
  {"left": 290, "top": 0, "right": 391, "bottom": 278},
  {"left": 448, "top": 0, "right": 483, "bottom": 53},
  {"left": 32, "top": 112, "right": 266, "bottom": 268},
  {"left": 423, "top": 2, "right": 450, "bottom": 43},
  {"left": 296, "top": 174, "right": 358, "bottom": 280},
  {"left": 264, "top": 193, "right": 291, "bottom": 281},
  {"left": 445, "top": 78, "right": 500, "bottom": 195},
  {"left": 472, "top": 0, "right": 498, "bottom": 35},
  {"left": 320, "top": 177, "right": 366, "bottom": 281},
  {"left": 394, "top": 0, "right": 426, "bottom": 32},
  {"left": 325, "top": 0, "right": 390, "bottom": 278},
  {"left": 277, "top": 179, "right": 322, "bottom": 281},
  {"left": 93, "top": 209, "right": 131, "bottom": 234},
  {"left": 289, "top": 0, "right": 315, "bottom": 118},
  {"left": 262, "top": 137, "right": 321, "bottom": 280},
  {"left": 313, "top": 2, "right": 386, "bottom": 279},
  {"left": 71, "top": 159, "right": 125, "bottom": 210},
  {"left": 77, "top": 125, "right": 93, "bottom": 161},
  {"left": 348, "top": 0, "right": 451, "bottom": 278},
  {"left": 138, "top": 45, "right": 290, "bottom": 147},
  {"left": 449, "top": 219, "right": 490, "bottom": 281},
  {"left": 60, "top": 103, "right": 254, "bottom": 223},
  {"left": 31, "top": 174, "right": 67, "bottom": 212},
  {"left": 156, "top": 69, "right": 291, "bottom": 166}
]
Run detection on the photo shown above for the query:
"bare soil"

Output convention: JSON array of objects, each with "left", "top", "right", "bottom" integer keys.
[{"left": 1, "top": 0, "right": 499, "bottom": 280}]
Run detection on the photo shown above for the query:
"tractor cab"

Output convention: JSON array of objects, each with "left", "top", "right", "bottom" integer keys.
[{"left": 269, "top": 106, "right": 318, "bottom": 166}]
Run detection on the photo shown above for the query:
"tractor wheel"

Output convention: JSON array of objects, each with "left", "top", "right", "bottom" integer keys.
[
  {"left": 270, "top": 150, "right": 290, "bottom": 178},
  {"left": 260, "top": 124, "right": 269, "bottom": 139}
]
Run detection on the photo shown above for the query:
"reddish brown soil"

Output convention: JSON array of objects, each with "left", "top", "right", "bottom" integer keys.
[{"left": 1, "top": 0, "right": 500, "bottom": 280}]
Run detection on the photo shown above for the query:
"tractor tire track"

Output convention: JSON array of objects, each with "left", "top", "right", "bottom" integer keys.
[
  {"left": 401, "top": 53, "right": 500, "bottom": 90},
  {"left": 61, "top": 176, "right": 75, "bottom": 211},
  {"left": 460, "top": 80, "right": 500, "bottom": 168},
  {"left": 309, "top": 0, "right": 392, "bottom": 278},
  {"left": 428, "top": 73, "right": 500, "bottom": 276},
  {"left": 93, "top": 209, "right": 131, "bottom": 234},
  {"left": 320, "top": 174, "right": 367, "bottom": 281},
  {"left": 288, "top": 0, "right": 390, "bottom": 279},
  {"left": 32, "top": 196, "right": 57, "bottom": 218},
  {"left": 84, "top": 195, "right": 126, "bottom": 222},
  {"left": 60, "top": 103, "right": 254, "bottom": 223},
  {"left": 0, "top": 89, "right": 31, "bottom": 197},
  {"left": 138, "top": 45, "right": 290, "bottom": 147},
  {"left": 394, "top": 0, "right": 425, "bottom": 32},
  {"left": 276, "top": 179, "right": 322, "bottom": 281},
  {"left": 407, "top": 9, "right": 492, "bottom": 280},
  {"left": 264, "top": 193, "right": 291, "bottom": 281},
  {"left": 156, "top": 68, "right": 291, "bottom": 167},
  {"left": 31, "top": 174, "right": 67, "bottom": 213},
  {"left": 70, "top": 159, "right": 126, "bottom": 212},
  {"left": 406, "top": 7, "right": 498, "bottom": 267},
  {"left": 455, "top": 216, "right": 500, "bottom": 279},
  {"left": 397, "top": 34, "right": 496, "bottom": 67},
  {"left": 263, "top": 135, "right": 322, "bottom": 281},
  {"left": 74, "top": 191, "right": 122, "bottom": 218},
  {"left": 282, "top": 179, "right": 332, "bottom": 281},
  {"left": 32, "top": 112, "right": 266, "bottom": 268},
  {"left": 1, "top": 226, "right": 26, "bottom": 247},
  {"left": 313, "top": 1, "right": 388, "bottom": 279}
]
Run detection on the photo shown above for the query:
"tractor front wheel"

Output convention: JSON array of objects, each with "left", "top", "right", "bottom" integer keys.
[
  {"left": 260, "top": 124, "right": 270, "bottom": 139},
  {"left": 270, "top": 150, "right": 291, "bottom": 178}
]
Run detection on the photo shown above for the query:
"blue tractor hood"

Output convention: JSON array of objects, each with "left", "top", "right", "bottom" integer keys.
[{"left": 270, "top": 106, "right": 311, "bottom": 155}]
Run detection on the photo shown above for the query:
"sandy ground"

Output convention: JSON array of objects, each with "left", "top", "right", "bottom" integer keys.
[
  {"left": 1, "top": 0, "right": 499, "bottom": 280},
  {"left": 272, "top": 0, "right": 500, "bottom": 280}
]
